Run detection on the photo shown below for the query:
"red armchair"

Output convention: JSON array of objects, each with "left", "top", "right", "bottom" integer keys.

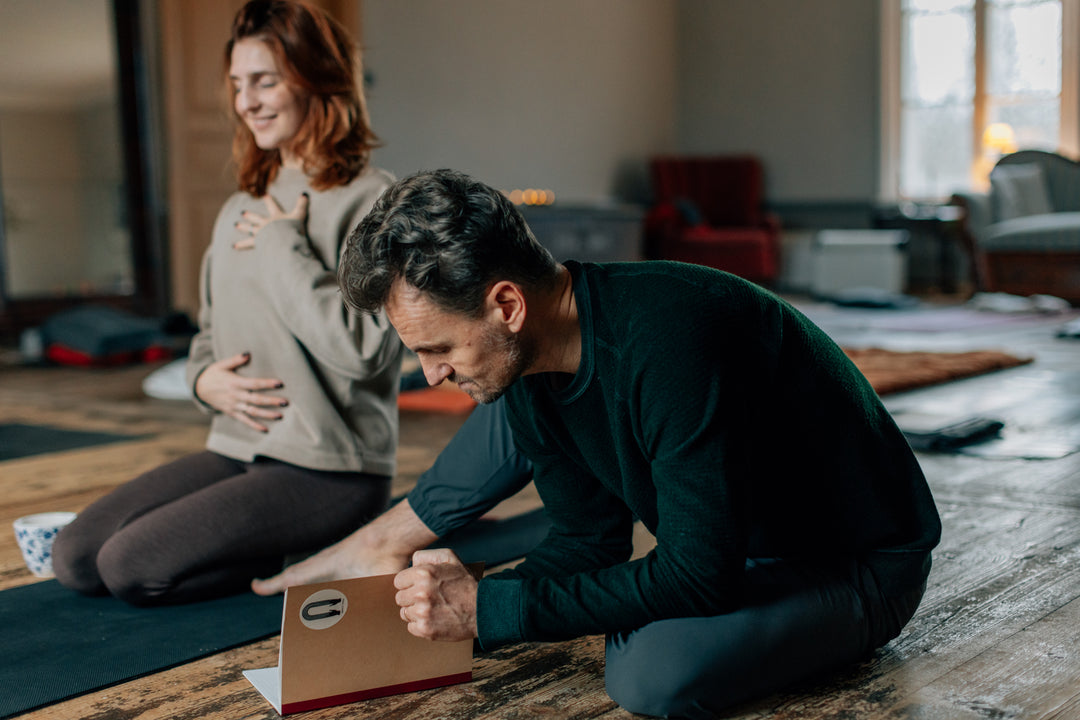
[{"left": 645, "top": 155, "right": 781, "bottom": 284}]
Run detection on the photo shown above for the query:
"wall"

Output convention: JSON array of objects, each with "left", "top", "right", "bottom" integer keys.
[
  {"left": 361, "top": 0, "right": 678, "bottom": 204},
  {"left": 675, "top": 0, "right": 880, "bottom": 206},
  {"left": 672, "top": 0, "right": 884, "bottom": 289},
  {"left": 362, "top": 0, "right": 881, "bottom": 214}
]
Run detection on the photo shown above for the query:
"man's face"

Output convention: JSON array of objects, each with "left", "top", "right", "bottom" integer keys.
[{"left": 386, "top": 282, "right": 532, "bottom": 404}]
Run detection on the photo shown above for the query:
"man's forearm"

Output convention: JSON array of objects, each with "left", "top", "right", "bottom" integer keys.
[
  {"left": 251, "top": 498, "right": 439, "bottom": 595},
  {"left": 360, "top": 498, "right": 440, "bottom": 564}
]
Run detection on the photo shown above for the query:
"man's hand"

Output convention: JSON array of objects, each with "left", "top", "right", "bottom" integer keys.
[
  {"left": 233, "top": 192, "right": 309, "bottom": 250},
  {"left": 394, "top": 548, "right": 478, "bottom": 642},
  {"left": 193, "top": 352, "right": 288, "bottom": 433}
]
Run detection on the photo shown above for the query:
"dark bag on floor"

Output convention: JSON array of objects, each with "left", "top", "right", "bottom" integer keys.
[{"left": 40, "top": 306, "right": 170, "bottom": 366}]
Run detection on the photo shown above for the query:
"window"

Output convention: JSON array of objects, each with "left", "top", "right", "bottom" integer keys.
[{"left": 881, "top": 0, "right": 1079, "bottom": 200}]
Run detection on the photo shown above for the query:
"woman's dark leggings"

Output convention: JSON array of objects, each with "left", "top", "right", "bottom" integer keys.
[{"left": 52, "top": 451, "right": 390, "bottom": 606}]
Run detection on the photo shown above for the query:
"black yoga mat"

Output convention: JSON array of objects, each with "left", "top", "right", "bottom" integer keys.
[
  {"left": 0, "top": 508, "right": 550, "bottom": 718},
  {"left": 0, "top": 581, "right": 283, "bottom": 718},
  {"left": 0, "top": 423, "right": 148, "bottom": 461}
]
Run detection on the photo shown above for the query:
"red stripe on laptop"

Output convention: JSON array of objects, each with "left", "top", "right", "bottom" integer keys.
[{"left": 280, "top": 671, "right": 473, "bottom": 714}]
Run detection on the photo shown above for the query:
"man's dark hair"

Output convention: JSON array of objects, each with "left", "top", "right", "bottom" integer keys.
[{"left": 339, "top": 169, "right": 558, "bottom": 317}]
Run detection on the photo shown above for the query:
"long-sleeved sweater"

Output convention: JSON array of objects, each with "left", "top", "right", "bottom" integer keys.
[
  {"left": 478, "top": 260, "right": 941, "bottom": 648},
  {"left": 185, "top": 165, "right": 402, "bottom": 474}
]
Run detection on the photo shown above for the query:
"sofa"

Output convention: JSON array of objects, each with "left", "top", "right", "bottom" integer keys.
[
  {"left": 951, "top": 150, "right": 1080, "bottom": 304},
  {"left": 644, "top": 155, "right": 780, "bottom": 284}
]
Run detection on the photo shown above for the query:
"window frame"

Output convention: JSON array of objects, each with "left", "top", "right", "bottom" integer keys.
[{"left": 880, "top": 0, "right": 1079, "bottom": 201}]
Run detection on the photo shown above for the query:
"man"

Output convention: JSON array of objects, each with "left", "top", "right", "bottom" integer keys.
[{"left": 336, "top": 168, "right": 942, "bottom": 717}]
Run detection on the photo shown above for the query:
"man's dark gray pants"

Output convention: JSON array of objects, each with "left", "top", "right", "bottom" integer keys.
[{"left": 605, "top": 556, "right": 927, "bottom": 719}]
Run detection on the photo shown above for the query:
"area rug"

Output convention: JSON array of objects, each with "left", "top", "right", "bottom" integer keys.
[
  {"left": 0, "top": 509, "right": 549, "bottom": 718},
  {"left": 843, "top": 347, "right": 1033, "bottom": 396},
  {"left": 0, "top": 423, "right": 149, "bottom": 462}
]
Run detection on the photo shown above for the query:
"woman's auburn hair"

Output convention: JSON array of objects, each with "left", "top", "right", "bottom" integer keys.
[{"left": 225, "top": 0, "right": 378, "bottom": 196}]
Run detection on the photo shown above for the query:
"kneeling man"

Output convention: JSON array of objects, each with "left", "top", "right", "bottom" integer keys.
[{"left": 338, "top": 169, "right": 941, "bottom": 718}]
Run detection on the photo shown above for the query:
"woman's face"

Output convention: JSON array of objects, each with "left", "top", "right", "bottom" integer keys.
[{"left": 229, "top": 38, "right": 306, "bottom": 167}]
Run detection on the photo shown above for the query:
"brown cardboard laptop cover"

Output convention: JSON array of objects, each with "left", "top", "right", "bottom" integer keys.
[{"left": 243, "top": 572, "right": 474, "bottom": 715}]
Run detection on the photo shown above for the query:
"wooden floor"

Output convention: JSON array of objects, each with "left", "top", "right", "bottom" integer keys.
[{"left": 2, "top": 300, "right": 1080, "bottom": 719}]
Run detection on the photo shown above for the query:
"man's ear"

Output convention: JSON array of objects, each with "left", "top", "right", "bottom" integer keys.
[{"left": 485, "top": 281, "right": 526, "bottom": 333}]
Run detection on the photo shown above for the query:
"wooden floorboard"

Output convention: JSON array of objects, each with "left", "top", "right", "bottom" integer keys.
[{"left": 2, "top": 303, "right": 1080, "bottom": 719}]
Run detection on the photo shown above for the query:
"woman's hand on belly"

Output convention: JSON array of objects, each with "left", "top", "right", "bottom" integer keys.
[{"left": 194, "top": 352, "right": 289, "bottom": 433}]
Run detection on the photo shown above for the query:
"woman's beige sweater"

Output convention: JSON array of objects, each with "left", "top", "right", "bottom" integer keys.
[{"left": 185, "top": 165, "right": 402, "bottom": 474}]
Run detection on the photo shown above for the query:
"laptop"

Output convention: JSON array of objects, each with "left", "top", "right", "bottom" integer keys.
[{"left": 244, "top": 569, "right": 477, "bottom": 715}]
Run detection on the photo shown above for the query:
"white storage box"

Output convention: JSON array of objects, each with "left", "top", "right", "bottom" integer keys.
[{"left": 809, "top": 230, "right": 909, "bottom": 297}]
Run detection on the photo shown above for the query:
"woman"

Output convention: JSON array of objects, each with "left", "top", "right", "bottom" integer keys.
[{"left": 52, "top": 0, "right": 401, "bottom": 606}]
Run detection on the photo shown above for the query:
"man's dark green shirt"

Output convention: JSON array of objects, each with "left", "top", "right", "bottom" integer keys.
[{"left": 477, "top": 261, "right": 941, "bottom": 649}]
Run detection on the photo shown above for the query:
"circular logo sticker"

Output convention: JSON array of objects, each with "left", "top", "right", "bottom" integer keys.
[{"left": 299, "top": 589, "right": 348, "bottom": 630}]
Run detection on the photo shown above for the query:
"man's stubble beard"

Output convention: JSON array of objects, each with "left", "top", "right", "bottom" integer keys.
[{"left": 455, "top": 326, "right": 534, "bottom": 405}]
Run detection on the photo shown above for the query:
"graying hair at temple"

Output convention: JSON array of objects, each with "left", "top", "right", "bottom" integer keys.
[{"left": 339, "top": 169, "right": 558, "bottom": 317}]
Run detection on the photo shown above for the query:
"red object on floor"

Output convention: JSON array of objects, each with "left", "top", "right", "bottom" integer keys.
[
  {"left": 45, "top": 344, "right": 171, "bottom": 367},
  {"left": 397, "top": 385, "right": 477, "bottom": 414}
]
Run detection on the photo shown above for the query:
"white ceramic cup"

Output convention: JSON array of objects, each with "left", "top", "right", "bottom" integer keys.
[{"left": 13, "top": 511, "right": 77, "bottom": 578}]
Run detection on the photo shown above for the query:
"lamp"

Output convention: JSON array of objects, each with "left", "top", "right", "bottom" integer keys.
[
  {"left": 973, "top": 122, "right": 1018, "bottom": 190},
  {"left": 983, "top": 122, "right": 1017, "bottom": 155}
]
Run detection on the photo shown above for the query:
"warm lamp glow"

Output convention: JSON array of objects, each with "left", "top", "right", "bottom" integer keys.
[
  {"left": 503, "top": 188, "right": 555, "bottom": 206},
  {"left": 972, "top": 122, "right": 1019, "bottom": 191},
  {"left": 983, "top": 123, "right": 1017, "bottom": 154}
]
